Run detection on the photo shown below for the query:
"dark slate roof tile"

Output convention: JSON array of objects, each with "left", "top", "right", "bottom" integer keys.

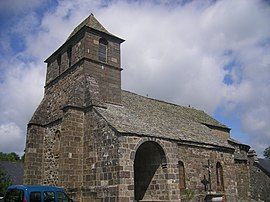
[
  {"left": 95, "top": 90, "right": 233, "bottom": 148},
  {"left": 67, "top": 13, "right": 115, "bottom": 40},
  {"left": 258, "top": 158, "right": 270, "bottom": 174}
]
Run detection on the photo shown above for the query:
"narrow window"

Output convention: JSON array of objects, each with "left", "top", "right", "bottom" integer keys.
[
  {"left": 179, "top": 161, "right": 186, "bottom": 190},
  {"left": 57, "top": 54, "right": 61, "bottom": 75},
  {"left": 216, "top": 162, "right": 224, "bottom": 191},
  {"left": 53, "top": 130, "right": 60, "bottom": 158},
  {"left": 67, "top": 45, "right": 72, "bottom": 67},
  {"left": 99, "top": 38, "right": 108, "bottom": 63}
]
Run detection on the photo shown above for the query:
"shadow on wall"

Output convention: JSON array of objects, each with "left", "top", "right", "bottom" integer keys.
[{"left": 134, "top": 141, "right": 167, "bottom": 201}]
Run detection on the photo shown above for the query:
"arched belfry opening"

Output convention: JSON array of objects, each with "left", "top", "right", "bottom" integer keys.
[{"left": 134, "top": 141, "right": 168, "bottom": 201}]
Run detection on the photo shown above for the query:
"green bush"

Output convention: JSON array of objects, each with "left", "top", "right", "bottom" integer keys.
[{"left": 0, "top": 167, "right": 12, "bottom": 196}]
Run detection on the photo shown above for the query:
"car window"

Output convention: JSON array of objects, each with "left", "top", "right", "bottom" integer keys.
[
  {"left": 30, "top": 192, "right": 41, "bottom": 202},
  {"left": 4, "top": 189, "right": 24, "bottom": 202},
  {"left": 44, "top": 191, "right": 55, "bottom": 202},
  {"left": 57, "top": 192, "right": 69, "bottom": 202}
]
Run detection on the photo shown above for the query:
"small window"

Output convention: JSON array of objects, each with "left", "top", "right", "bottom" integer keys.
[
  {"left": 216, "top": 162, "right": 224, "bottom": 191},
  {"left": 57, "top": 191, "right": 69, "bottom": 202},
  {"left": 44, "top": 191, "right": 55, "bottom": 202},
  {"left": 53, "top": 130, "right": 61, "bottom": 158},
  {"left": 57, "top": 54, "right": 61, "bottom": 75},
  {"left": 67, "top": 45, "right": 72, "bottom": 67},
  {"left": 99, "top": 38, "right": 108, "bottom": 63},
  {"left": 178, "top": 161, "right": 186, "bottom": 190},
  {"left": 30, "top": 192, "right": 41, "bottom": 202}
]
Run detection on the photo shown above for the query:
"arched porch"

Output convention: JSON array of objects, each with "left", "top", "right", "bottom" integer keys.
[{"left": 134, "top": 141, "right": 169, "bottom": 201}]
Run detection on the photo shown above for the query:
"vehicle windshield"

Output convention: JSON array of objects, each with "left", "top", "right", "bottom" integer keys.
[{"left": 4, "top": 189, "right": 24, "bottom": 202}]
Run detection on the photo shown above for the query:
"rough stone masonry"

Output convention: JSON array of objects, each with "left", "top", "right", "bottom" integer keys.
[{"left": 24, "top": 14, "right": 251, "bottom": 201}]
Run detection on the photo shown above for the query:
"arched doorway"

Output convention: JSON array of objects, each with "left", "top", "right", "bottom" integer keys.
[{"left": 134, "top": 141, "right": 167, "bottom": 201}]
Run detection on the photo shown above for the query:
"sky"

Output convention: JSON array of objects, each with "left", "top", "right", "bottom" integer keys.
[{"left": 0, "top": 0, "right": 270, "bottom": 156}]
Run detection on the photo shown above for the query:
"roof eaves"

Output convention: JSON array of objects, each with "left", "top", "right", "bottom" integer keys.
[
  {"left": 201, "top": 122, "right": 230, "bottom": 131},
  {"left": 228, "top": 138, "right": 250, "bottom": 150}
]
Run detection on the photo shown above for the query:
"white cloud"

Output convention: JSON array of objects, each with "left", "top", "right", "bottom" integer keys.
[
  {"left": 0, "top": 0, "right": 47, "bottom": 14},
  {"left": 0, "top": 123, "right": 25, "bottom": 154},
  {"left": 0, "top": 59, "right": 45, "bottom": 129},
  {"left": 1, "top": 0, "right": 270, "bottom": 155}
]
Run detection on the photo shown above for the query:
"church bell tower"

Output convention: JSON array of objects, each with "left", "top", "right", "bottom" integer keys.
[
  {"left": 24, "top": 14, "right": 125, "bottom": 194},
  {"left": 44, "top": 13, "right": 125, "bottom": 106}
]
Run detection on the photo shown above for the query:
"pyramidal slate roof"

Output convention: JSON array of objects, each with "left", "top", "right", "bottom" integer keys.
[
  {"left": 45, "top": 14, "right": 124, "bottom": 62},
  {"left": 95, "top": 90, "right": 233, "bottom": 149},
  {"left": 67, "top": 13, "right": 115, "bottom": 40}
]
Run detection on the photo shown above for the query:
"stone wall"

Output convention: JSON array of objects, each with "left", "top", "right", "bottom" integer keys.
[
  {"left": 57, "top": 108, "right": 84, "bottom": 195},
  {"left": 84, "top": 60, "right": 121, "bottom": 105},
  {"left": 113, "top": 135, "right": 251, "bottom": 201},
  {"left": 116, "top": 136, "right": 178, "bottom": 201},
  {"left": 234, "top": 162, "right": 250, "bottom": 201},
  {"left": 24, "top": 125, "right": 45, "bottom": 185},
  {"left": 45, "top": 29, "right": 122, "bottom": 107},
  {"left": 177, "top": 144, "right": 238, "bottom": 201},
  {"left": 46, "top": 31, "right": 85, "bottom": 85},
  {"left": 82, "top": 109, "right": 120, "bottom": 201},
  {"left": 43, "top": 124, "right": 61, "bottom": 185},
  {"left": 83, "top": 31, "right": 122, "bottom": 105},
  {"left": 228, "top": 142, "right": 251, "bottom": 201},
  {"left": 84, "top": 31, "right": 121, "bottom": 69}
]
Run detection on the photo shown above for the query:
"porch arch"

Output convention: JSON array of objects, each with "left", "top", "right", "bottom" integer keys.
[{"left": 134, "top": 141, "right": 168, "bottom": 201}]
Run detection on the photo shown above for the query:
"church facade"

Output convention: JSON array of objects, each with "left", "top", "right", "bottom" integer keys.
[{"left": 24, "top": 14, "right": 251, "bottom": 201}]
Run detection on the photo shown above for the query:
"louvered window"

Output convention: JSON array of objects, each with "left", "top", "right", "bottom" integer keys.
[
  {"left": 67, "top": 45, "right": 72, "bottom": 67},
  {"left": 57, "top": 54, "right": 61, "bottom": 74},
  {"left": 99, "top": 38, "right": 108, "bottom": 62}
]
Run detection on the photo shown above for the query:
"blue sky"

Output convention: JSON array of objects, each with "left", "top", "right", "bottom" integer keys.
[{"left": 0, "top": 0, "right": 270, "bottom": 156}]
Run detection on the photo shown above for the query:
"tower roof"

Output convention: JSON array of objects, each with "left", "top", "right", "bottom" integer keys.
[
  {"left": 67, "top": 13, "right": 116, "bottom": 40},
  {"left": 45, "top": 13, "right": 124, "bottom": 63}
]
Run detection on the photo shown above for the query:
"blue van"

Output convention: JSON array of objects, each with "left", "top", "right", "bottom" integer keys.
[{"left": 2, "top": 185, "right": 73, "bottom": 202}]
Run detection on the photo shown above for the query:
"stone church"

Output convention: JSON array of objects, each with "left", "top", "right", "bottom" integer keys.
[{"left": 24, "top": 14, "right": 251, "bottom": 201}]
